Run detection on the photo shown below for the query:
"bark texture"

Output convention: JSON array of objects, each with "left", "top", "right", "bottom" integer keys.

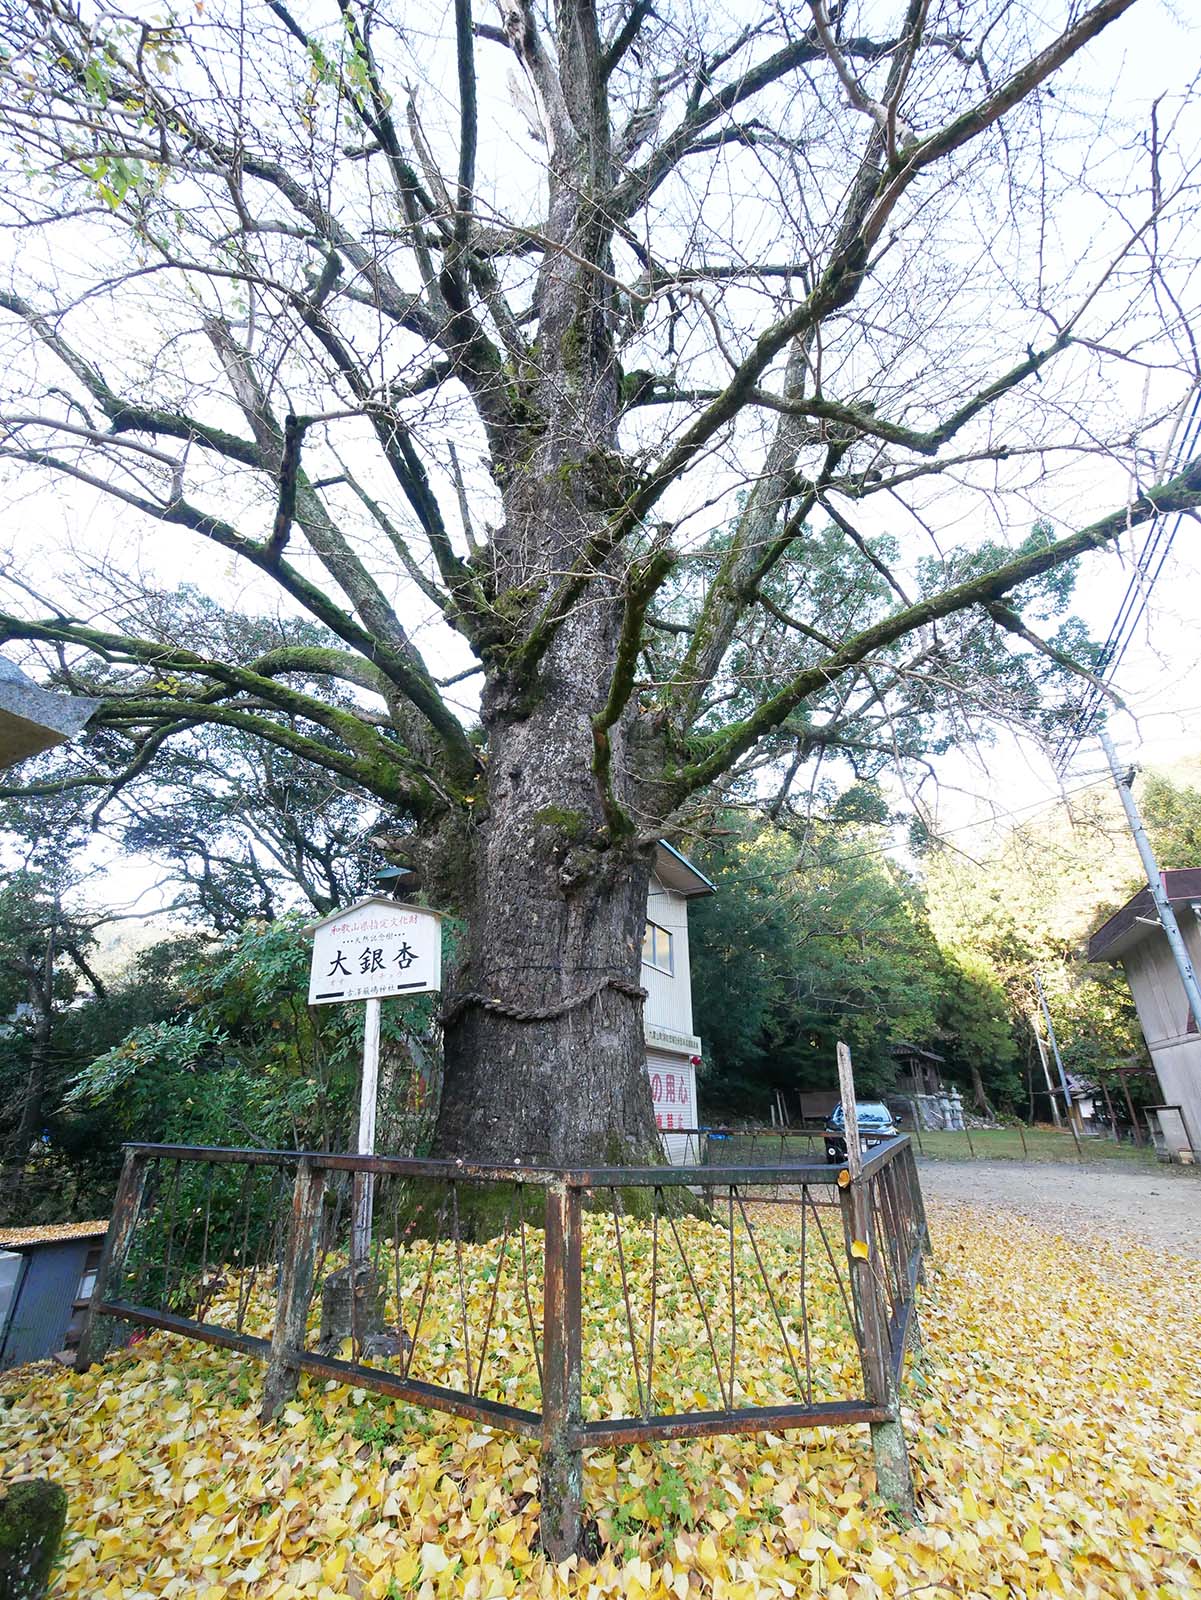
[
  {"left": 438, "top": 811, "right": 659, "bottom": 1163},
  {"left": 436, "top": 452, "right": 663, "bottom": 1164},
  {"left": 432, "top": 32, "right": 665, "bottom": 1162}
]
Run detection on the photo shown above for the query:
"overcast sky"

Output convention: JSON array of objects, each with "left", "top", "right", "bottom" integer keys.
[{"left": 2, "top": 0, "right": 1199, "bottom": 908}]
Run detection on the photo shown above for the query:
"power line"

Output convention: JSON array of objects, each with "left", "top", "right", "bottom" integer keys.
[
  {"left": 705, "top": 773, "right": 1114, "bottom": 890},
  {"left": 1048, "top": 395, "right": 1201, "bottom": 1128},
  {"left": 1052, "top": 389, "right": 1201, "bottom": 771}
]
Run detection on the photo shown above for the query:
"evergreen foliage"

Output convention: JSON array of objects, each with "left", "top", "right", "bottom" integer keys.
[
  {"left": 688, "top": 812, "right": 1017, "bottom": 1115},
  {"left": 2, "top": 918, "right": 444, "bottom": 1223}
]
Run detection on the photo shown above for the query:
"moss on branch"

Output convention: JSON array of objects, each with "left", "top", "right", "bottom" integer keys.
[{"left": 672, "top": 454, "right": 1201, "bottom": 800}]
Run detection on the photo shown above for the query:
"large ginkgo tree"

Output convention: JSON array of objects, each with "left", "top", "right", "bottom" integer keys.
[{"left": 0, "top": 0, "right": 1197, "bottom": 1161}]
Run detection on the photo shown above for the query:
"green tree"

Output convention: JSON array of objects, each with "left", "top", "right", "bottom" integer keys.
[
  {"left": 931, "top": 954, "right": 1020, "bottom": 1116},
  {"left": 0, "top": 869, "right": 123, "bottom": 1215},
  {"left": 690, "top": 814, "right": 947, "bottom": 1113},
  {"left": 66, "top": 918, "right": 443, "bottom": 1162},
  {"left": 922, "top": 786, "right": 1148, "bottom": 1117},
  {"left": 1140, "top": 768, "right": 1201, "bottom": 869},
  {"left": 113, "top": 714, "right": 387, "bottom": 931}
]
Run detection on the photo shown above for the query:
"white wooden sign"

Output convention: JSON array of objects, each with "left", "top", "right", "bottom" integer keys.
[
  {"left": 308, "top": 896, "right": 442, "bottom": 1006},
  {"left": 307, "top": 895, "right": 444, "bottom": 1267}
]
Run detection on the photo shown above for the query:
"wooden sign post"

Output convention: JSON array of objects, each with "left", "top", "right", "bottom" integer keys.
[
  {"left": 354, "top": 997, "right": 382, "bottom": 1256},
  {"left": 308, "top": 896, "right": 444, "bottom": 1266},
  {"left": 836, "top": 1037, "right": 916, "bottom": 1517},
  {"left": 836, "top": 1039, "right": 862, "bottom": 1178}
]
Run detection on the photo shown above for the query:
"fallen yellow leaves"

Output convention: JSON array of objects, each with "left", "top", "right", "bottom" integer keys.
[{"left": 3, "top": 1200, "right": 1200, "bottom": 1598}]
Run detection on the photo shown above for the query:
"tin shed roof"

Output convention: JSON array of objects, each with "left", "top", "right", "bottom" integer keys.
[
  {"left": 0, "top": 1220, "right": 108, "bottom": 1250},
  {"left": 1087, "top": 869, "right": 1201, "bottom": 962}
]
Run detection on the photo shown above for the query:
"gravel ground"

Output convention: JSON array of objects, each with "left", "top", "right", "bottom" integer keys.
[{"left": 918, "top": 1157, "right": 1201, "bottom": 1258}]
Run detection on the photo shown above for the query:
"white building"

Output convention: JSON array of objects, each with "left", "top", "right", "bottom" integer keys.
[
  {"left": 643, "top": 843, "right": 714, "bottom": 1154},
  {"left": 1088, "top": 868, "right": 1201, "bottom": 1158}
]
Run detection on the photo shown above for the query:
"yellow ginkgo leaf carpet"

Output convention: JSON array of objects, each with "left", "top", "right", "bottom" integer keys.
[{"left": 3, "top": 1200, "right": 1200, "bottom": 1599}]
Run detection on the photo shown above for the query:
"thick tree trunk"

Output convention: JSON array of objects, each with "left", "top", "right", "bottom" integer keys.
[
  {"left": 436, "top": 872, "right": 657, "bottom": 1165},
  {"left": 969, "top": 1062, "right": 995, "bottom": 1120},
  {"left": 434, "top": 636, "right": 662, "bottom": 1166},
  {"left": 431, "top": 42, "right": 660, "bottom": 1165}
]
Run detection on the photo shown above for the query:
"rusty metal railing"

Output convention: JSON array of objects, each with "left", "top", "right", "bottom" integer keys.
[{"left": 78, "top": 1136, "right": 931, "bottom": 1553}]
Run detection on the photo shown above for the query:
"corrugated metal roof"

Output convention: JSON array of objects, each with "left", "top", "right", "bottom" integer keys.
[
  {"left": 1088, "top": 869, "right": 1201, "bottom": 962},
  {"left": 653, "top": 842, "right": 716, "bottom": 898},
  {"left": 0, "top": 1221, "right": 108, "bottom": 1250}
]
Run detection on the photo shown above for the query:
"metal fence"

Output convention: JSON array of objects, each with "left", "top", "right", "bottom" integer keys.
[
  {"left": 661, "top": 1125, "right": 911, "bottom": 1171},
  {"left": 670, "top": 1120, "right": 1156, "bottom": 1167},
  {"left": 659, "top": 1125, "right": 827, "bottom": 1167},
  {"left": 894, "top": 1121, "right": 1164, "bottom": 1164},
  {"left": 79, "top": 1136, "right": 930, "bottom": 1555}
]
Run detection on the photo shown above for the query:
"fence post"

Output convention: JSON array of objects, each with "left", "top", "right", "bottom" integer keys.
[
  {"left": 1068, "top": 1108, "right": 1084, "bottom": 1161},
  {"left": 904, "top": 1142, "right": 932, "bottom": 1259},
  {"left": 836, "top": 1043, "right": 916, "bottom": 1518},
  {"left": 842, "top": 1173, "right": 916, "bottom": 1520},
  {"left": 262, "top": 1159, "right": 326, "bottom": 1421},
  {"left": 540, "top": 1180, "right": 583, "bottom": 1561},
  {"left": 76, "top": 1148, "right": 151, "bottom": 1373},
  {"left": 907, "top": 1099, "right": 925, "bottom": 1155}
]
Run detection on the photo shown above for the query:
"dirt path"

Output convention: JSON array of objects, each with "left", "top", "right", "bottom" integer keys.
[{"left": 917, "top": 1157, "right": 1201, "bottom": 1257}]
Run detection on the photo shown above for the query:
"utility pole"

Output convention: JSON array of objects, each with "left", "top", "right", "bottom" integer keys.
[
  {"left": 1030, "top": 1013, "right": 1062, "bottom": 1127},
  {"left": 1098, "top": 722, "right": 1201, "bottom": 1030},
  {"left": 1034, "top": 974, "right": 1072, "bottom": 1110},
  {"left": 1035, "top": 973, "right": 1081, "bottom": 1153}
]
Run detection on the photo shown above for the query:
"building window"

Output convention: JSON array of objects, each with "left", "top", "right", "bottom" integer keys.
[
  {"left": 642, "top": 920, "right": 674, "bottom": 975},
  {"left": 64, "top": 1246, "right": 104, "bottom": 1352}
]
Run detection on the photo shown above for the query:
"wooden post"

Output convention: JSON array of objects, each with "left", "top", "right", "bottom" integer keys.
[
  {"left": 840, "top": 1170, "right": 915, "bottom": 1517},
  {"left": 1100, "top": 1077, "right": 1121, "bottom": 1142},
  {"left": 907, "top": 1098, "right": 925, "bottom": 1155},
  {"left": 262, "top": 1159, "right": 327, "bottom": 1421},
  {"left": 1017, "top": 1122, "right": 1029, "bottom": 1158},
  {"left": 836, "top": 1041, "right": 862, "bottom": 1179},
  {"left": 539, "top": 1181, "right": 583, "bottom": 1560},
  {"left": 836, "top": 1041, "right": 865, "bottom": 1333},
  {"left": 1120, "top": 1070, "right": 1146, "bottom": 1146},
  {"left": 837, "top": 1042, "right": 916, "bottom": 1521},
  {"left": 75, "top": 1149, "right": 150, "bottom": 1372},
  {"left": 352, "top": 997, "right": 381, "bottom": 1269},
  {"left": 1066, "top": 1103, "right": 1084, "bottom": 1159}
]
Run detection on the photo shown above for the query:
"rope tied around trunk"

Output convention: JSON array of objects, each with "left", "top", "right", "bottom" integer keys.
[{"left": 441, "top": 973, "right": 647, "bottom": 1027}]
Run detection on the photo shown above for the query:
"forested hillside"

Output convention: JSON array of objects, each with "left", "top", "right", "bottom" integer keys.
[{"left": 690, "top": 763, "right": 1201, "bottom": 1121}]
